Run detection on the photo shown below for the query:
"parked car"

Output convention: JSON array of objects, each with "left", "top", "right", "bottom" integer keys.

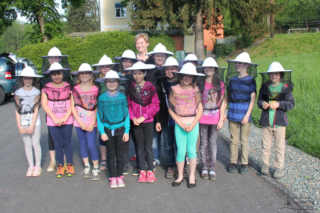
[
  {"left": 18, "top": 58, "right": 38, "bottom": 74},
  {"left": 0, "top": 53, "right": 25, "bottom": 105}
]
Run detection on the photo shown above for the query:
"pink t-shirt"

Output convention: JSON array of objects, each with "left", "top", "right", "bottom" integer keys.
[
  {"left": 199, "top": 81, "right": 225, "bottom": 125},
  {"left": 171, "top": 84, "right": 200, "bottom": 124},
  {"left": 42, "top": 82, "right": 74, "bottom": 126},
  {"left": 72, "top": 85, "right": 98, "bottom": 127}
]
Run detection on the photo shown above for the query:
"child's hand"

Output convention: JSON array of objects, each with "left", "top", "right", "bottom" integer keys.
[
  {"left": 79, "top": 121, "right": 87, "bottom": 131},
  {"left": 101, "top": 134, "right": 108, "bottom": 141},
  {"left": 53, "top": 117, "right": 61, "bottom": 126},
  {"left": 18, "top": 125, "right": 26, "bottom": 134},
  {"left": 137, "top": 117, "right": 145, "bottom": 124},
  {"left": 262, "top": 102, "right": 269, "bottom": 109},
  {"left": 186, "top": 124, "right": 195, "bottom": 132},
  {"left": 155, "top": 123, "right": 162, "bottom": 132},
  {"left": 25, "top": 125, "right": 35, "bottom": 134},
  {"left": 133, "top": 118, "right": 139, "bottom": 126},
  {"left": 269, "top": 102, "right": 279, "bottom": 110},
  {"left": 179, "top": 123, "right": 189, "bottom": 132},
  {"left": 223, "top": 114, "right": 227, "bottom": 122},
  {"left": 59, "top": 116, "right": 68, "bottom": 126},
  {"left": 217, "top": 119, "right": 224, "bottom": 130},
  {"left": 122, "top": 133, "right": 129, "bottom": 142},
  {"left": 86, "top": 123, "right": 95, "bottom": 132},
  {"left": 241, "top": 115, "right": 250, "bottom": 125}
]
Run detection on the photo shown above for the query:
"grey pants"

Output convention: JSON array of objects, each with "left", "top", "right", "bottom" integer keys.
[
  {"left": 21, "top": 125, "right": 42, "bottom": 167},
  {"left": 199, "top": 124, "right": 218, "bottom": 171}
]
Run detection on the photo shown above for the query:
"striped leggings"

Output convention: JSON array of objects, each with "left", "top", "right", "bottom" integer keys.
[{"left": 21, "top": 125, "right": 42, "bottom": 167}]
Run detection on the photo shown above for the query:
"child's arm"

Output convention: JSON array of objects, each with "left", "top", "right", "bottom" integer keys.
[
  {"left": 168, "top": 92, "right": 188, "bottom": 131},
  {"left": 241, "top": 92, "right": 256, "bottom": 125},
  {"left": 96, "top": 108, "right": 108, "bottom": 141},
  {"left": 70, "top": 94, "right": 87, "bottom": 130},
  {"left": 122, "top": 113, "right": 130, "bottom": 142},
  {"left": 41, "top": 91, "right": 61, "bottom": 126},
  {"left": 138, "top": 92, "right": 160, "bottom": 124},
  {"left": 59, "top": 96, "right": 72, "bottom": 125},
  {"left": 218, "top": 94, "right": 228, "bottom": 130},
  {"left": 87, "top": 108, "right": 97, "bottom": 132},
  {"left": 127, "top": 96, "right": 139, "bottom": 125},
  {"left": 187, "top": 88, "right": 203, "bottom": 132},
  {"left": 15, "top": 111, "right": 26, "bottom": 134},
  {"left": 273, "top": 91, "right": 295, "bottom": 111},
  {"left": 257, "top": 88, "right": 269, "bottom": 110}
]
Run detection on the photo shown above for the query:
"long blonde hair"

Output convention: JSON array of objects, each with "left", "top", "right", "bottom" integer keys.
[{"left": 76, "top": 73, "right": 95, "bottom": 86}]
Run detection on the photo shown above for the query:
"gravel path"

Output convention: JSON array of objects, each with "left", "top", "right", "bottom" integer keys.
[{"left": 219, "top": 117, "right": 320, "bottom": 211}]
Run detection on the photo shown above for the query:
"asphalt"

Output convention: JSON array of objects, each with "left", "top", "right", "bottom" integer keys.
[{"left": 0, "top": 99, "right": 296, "bottom": 213}]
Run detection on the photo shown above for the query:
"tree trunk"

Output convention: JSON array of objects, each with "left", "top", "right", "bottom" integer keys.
[
  {"left": 37, "top": 13, "right": 48, "bottom": 42},
  {"left": 194, "top": 8, "right": 205, "bottom": 60}
]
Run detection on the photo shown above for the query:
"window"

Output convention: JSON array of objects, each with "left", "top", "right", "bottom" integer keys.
[
  {"left": 132, "top": 4, "right": 139, "bottom": 11},
  {"left": 115, "top": 3, "right": 126, "bottom": 18}
]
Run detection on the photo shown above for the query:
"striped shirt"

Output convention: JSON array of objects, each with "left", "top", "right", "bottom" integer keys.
[{"left": 227, "top": 75, "right": 256, "bottom": 122}]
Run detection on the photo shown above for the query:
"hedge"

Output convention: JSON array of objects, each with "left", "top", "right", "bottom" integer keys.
[{"left": 19, "top": 31, "right": 175, "bottom": 73}]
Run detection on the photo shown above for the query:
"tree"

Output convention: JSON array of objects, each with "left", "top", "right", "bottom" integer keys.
[
  {"left": 0, "top": 21, "right": 29, "bottom": 53},
  {"left": 0, "top": 2, "right": 17, "bottom": 36},
  {"left": 0, "top": 0, "right": 84, "bottom": 42}
]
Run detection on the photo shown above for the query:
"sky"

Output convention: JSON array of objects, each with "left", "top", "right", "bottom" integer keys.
[{"left": 17, "top": 0, "right": 66, "bottom": 23}]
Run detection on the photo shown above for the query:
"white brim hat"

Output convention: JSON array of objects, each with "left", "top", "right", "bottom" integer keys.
[
  {"left": 146, "top": 43, "right": 174, "bottom": 56},
  {"left": 41, "top": 47, "right": 68, "bottom": 58},
  {"left": 174, "top": 62, "right": 205, "bottom": 77},
  {"left": 71, "top": 63, "right": 100, "bottom": 75},
  {"left": 113, "top": 49, "right": 140, "bottom": 61},
  {"left": 227, "top": 52, "right": 252, "bottom": 64},
  {"left": 95, "top": 70, "right": 127, "bottom": 82},
  {"left": 92, "top": 55, "right": 116, "bottom": 67},
  {"left": 42, "top": 62, "right": 71, "bottom": 74},
  {"left": 197, "top": 57, "right": 226, "bottom": 69},
  {"left": 124, "top": 61, "right": 156, "bottom": 71},
  {"left": 259, "top": 62, "right": 293, "bottom": 74},
  {"left": 16, "top": 67, "right": 43, "bottom": 78},
  {"left": 162, "top": 56, "right": 180, "bottom": 67},
  {"left": 182, "top": 53, "right": 203, "bottom": 64}
]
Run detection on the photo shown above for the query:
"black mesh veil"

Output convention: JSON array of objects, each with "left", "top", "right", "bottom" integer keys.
[
  {"left": 226, "top": 62, "right": 258, "bottom": 86},
  {"left": 259, "top": 71, "right": 294, "bottom": 100},
  {"left": 197, "top": 67, "right": 226, "bottom": 93},
  {"left": 98, "top": 96, "right": 128, "bottom": 124},
  {"left": 42, "top": 85, "right": 72, "bottom": 102},
  {"left": 14, "top": 93, "right": 41, "bottom": 115},
  {"left": 72, "top": 87, "right": 98, "bottom": 111},
  {"left": 126, "top": 80, "right": 157, "bottom": 106}
]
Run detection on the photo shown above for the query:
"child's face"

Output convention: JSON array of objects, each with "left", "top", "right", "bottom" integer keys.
[
  {"left": 105, "top": 79, "right": 119, "bottom": 91},
  {"left": 165, "top": 66, "right": 177, "bottom": 79},
  {"left": 22, "top": 77, "right": 33, "bottom": 87},
  {"left": 133, "top": 70, "right": 145, "bottom": 84},
  {"left": 79, "top": 71, "right": 92, "bottom": 83},
  {"left": 235, "top": 62, "right": 248, "bottom": 72},
  {"left": 154, "top": 53, "right": 166, "bottom": 66},
  {"left": 100, "top": 65, "right": 112, "bottom": 75},
  {"left": 181, "top": 75, "right": 193, "bottom": 86},
  {"left": 269, "top": 72, "right": 281, "bottom": 83},
  {"left": 50, "top": 71, "right": 63, "bottom": 84},
  {"left": 136, "top": 37, "right": 149, "bottom": 53},
  {"left": 48, "top": 56, "right": 61, "bottom": 65},
  {"left": 204, "top": 67, "right": 215, "bottom": 77},
  {"left": 122, "top": 59, "right": 134, "bottom": 69}
]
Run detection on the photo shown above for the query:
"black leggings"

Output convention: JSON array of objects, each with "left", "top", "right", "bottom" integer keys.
[
  {"left": 123, "top": 120, "right": 139, "bottom": 166},
  {"left": 132, "top": 122, "right": 154, "bottom": 171},
  {"left": 105, "top": 127, "right": 125, "bottom": 178},
  {"left": 46, "top": 115, "right": 55, "bottom": 151}
]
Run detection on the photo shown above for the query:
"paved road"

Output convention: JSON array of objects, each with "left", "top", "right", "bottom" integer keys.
[{"left": 0, "top": 99, "right": 295, "bottom": 213}]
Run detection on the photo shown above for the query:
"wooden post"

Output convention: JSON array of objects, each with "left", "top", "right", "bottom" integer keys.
[{"left": 270, "top": 0, "right": 274, "bottom": 38}]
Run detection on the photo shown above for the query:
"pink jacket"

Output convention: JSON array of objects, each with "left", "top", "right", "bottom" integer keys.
[{"left": 128, "top": 81, "right": 160, "bottom": 123}]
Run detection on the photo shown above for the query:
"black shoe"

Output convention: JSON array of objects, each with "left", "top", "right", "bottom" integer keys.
[
  {"left": 132, "top": 165, "right": 139, "bottom": 176},
  {"left": 240, "top": 164, "right": 248, "bottom": 174},
  {"left": 187, "top": 178, "right": 196, "bottom": 188},
  {"left": 166, "top": 167, "right": 176, "bottom": 179},
  {"left": 172, "top": 179, "right": 184, "bottom": 187},
  {"left": 227, "top": 163, "right": 236, "bottom": 173},
  {"left": 123, "top": 164, "right": 129, "bottom": 175}
]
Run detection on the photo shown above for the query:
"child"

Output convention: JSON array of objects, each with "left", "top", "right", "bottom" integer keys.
[
  {"left": 146, "top": 43, "right": 174, "bottom": 170},
  {"left": 92, "top": 55, "right": 116, "bottom": 171},
  {"left": 114, "top": 50, "right": 139, "bottom": 78},
  {"left": 40, "top": 47, "right": 71, "bottom": 172},
  {"left": 169, "top": 63, "right": 205, "bottom": 188},
  {"left": 220, "top": 52, "right": 257, "bottom": 174},
  {"left": 96, "top": 70, "right": 130, "bottom": 188},
  {"left": 14, "top": 67, "right": 43, "bottom": 176},
  {"left": 125, "top": 62, "right": 160, "bottom": 183},
  {"left": 156, "top": 56, "right": 179, "bottom": 178},
  {"left": 41, "top": 62, "right": 74, "bottom": 178},
  {"left": 198, "top": 57, "right": 226, "bottom": 180},
  {"left": 71, "top": 63, "right": 101, "bottom": 180},
  {"left": 257, "top": 62, "right": 295, "bottom": 179}
]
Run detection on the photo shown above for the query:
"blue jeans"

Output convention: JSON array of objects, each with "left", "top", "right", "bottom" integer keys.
[
  {"left": 48, "top": 124, "right": 73, "bottom": 165},
  {"left": 153, "top": 124, "right": 176, "bottom": 167},
  {"left": 75, "top": 127, "right": 99, "bottom": 161}
]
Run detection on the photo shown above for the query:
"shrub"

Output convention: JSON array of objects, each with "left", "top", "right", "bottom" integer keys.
[
  {"left": 237, "top": 35, "right": 254, "bottom": 48},
  {"left": 19, "top": 31, "right": 175, "bottom": 73},
  {"left": 215, "top": 43, "right": 236, "bottom": 58}
]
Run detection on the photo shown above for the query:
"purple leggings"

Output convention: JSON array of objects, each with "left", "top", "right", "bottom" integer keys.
[{"left": 199, "top": 124, "right": 218, "bottom": 171}]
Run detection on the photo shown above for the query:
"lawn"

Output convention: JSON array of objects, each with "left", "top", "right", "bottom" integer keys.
[{"left": 217, "top": 33, "right": 320, "bottom": 158}]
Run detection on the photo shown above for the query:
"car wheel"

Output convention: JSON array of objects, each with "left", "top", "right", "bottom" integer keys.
[{"left": 0, "top": 87, "right": 5, "bottom": 105}]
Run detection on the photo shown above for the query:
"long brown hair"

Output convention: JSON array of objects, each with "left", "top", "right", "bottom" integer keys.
[
  {"left": 210, "top": 68, "right": 221, "bottom": 103},
  {"left": 76, "top": 73, "right": 95, "bottom": 86},
  {"left": 178, "top": 74, "right": 197, "bottom": 88},
  {"left": 18, "top": 77, "right": 40, "bottom": 89}
]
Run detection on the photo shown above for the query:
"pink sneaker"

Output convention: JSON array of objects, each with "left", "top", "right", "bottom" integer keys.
[
  {"left": 146, "top": 171, "right": 157, "bottom": 183},
  {"left": 26, "top": 166, "right": 34, "bottom": 177},
  {"left": 109, "top": 177, "right": 118, "bottom": 189},
  {"left": 138, "top": 170, "right": 146, "bottom": 183},
  {"left": 32, "top": 166, "right": 42, "bottom": 177},
  {"left": 117, "top": 176, "right": 125, "bottom": 188}
]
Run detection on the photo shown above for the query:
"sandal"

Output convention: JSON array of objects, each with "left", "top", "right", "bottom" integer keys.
[
  {"left": 26, "top": 166, "right": 34, "bottom": 177},
  {"left": 32, "top": 166, "right": 42, "bottom": 177},
  {"left": 99, "top": 160, "right": 107, "bottom": 171},
  {"left": 201, "top": 169, "right": 209, "bottom": 180}
]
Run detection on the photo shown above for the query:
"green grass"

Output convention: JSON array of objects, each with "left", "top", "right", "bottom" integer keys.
[{"left": 217, "top": 33, "right": 320, "bottom": 158}]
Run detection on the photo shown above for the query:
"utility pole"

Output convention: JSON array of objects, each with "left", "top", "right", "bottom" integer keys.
[{"left": 270, "top": 0, "right": 274, "bottom": 38}]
